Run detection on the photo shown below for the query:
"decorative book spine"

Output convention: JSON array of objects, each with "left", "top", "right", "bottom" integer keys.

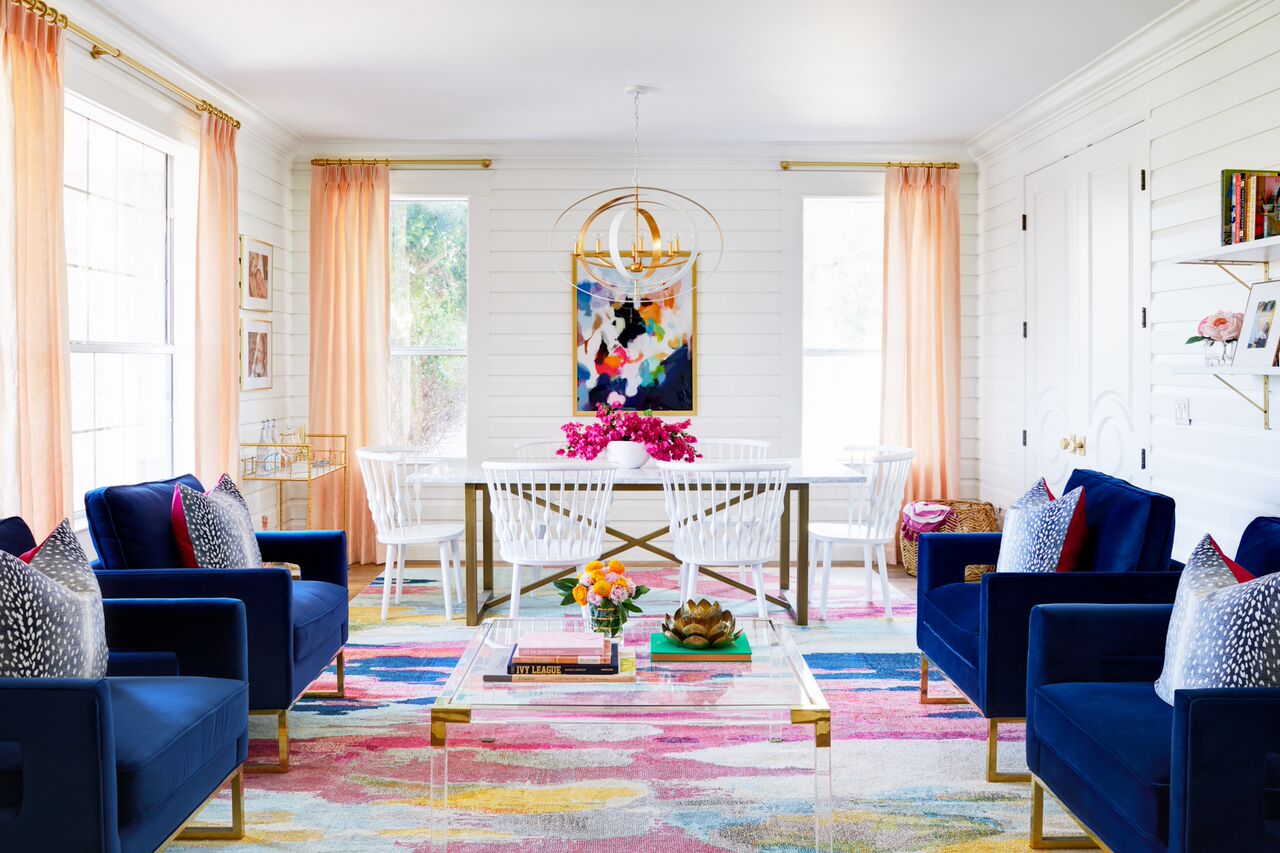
[{"left": 506, "top": 645, "right": 618, "bottom": 675}]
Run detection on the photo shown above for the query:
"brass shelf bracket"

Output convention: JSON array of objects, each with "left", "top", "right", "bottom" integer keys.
[{"left": 1211, "top": 373, "right": 1271, "bottom": 429}]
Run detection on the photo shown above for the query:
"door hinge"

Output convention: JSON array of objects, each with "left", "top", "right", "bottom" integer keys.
[
  {"left": 1140, "top": 448, "right": 1147, "bottom": 470},
  {"left": 1021, "top": 214, "right": 1027, "bottom": 231},
  {"left": 1141, "top": 307, "right": 1147, "bottom": 329},
  {"left": 1022, "top": 321, "right": 1028, "bottom": 339},
  {"left": 1022, "top": 429, "right": 1028, "bottom": 447},
  {"left": 1140, "top": 169, "right": 1147, "bottom": 191}
]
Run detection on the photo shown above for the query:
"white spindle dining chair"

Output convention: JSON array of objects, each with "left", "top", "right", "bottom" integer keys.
[
  {"left": 357, "top": 447, "right": 465, "bottom": 621},
  {"left": 483, "top": 461, "right": 618, "bottom": 617},
  {"left": 658, "top": 460, "right": 790, "bottom": 618},
  {"left": 513, "top": 439, "right": 566, "bottom": 460},
  {"left": 695, "top": 439, "right": 771, "bottom": 461},
  {"left": 808, "top": 446, "right": 915, "bottom": 620}
]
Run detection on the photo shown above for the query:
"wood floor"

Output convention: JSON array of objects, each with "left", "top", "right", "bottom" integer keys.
[{"left": 346, "top": 561, "right": 917, "bottom": 601}]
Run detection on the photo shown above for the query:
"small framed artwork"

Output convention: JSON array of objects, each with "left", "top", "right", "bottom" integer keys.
[
  {"left": 1236, "top": 279, "right": 1280, "bottom": 368},
  {"left": 240, "top": 237, "right": 273, "bottom": 312},
  {"left": 241, "top": 318, "right": 272, "bottom": 391}
]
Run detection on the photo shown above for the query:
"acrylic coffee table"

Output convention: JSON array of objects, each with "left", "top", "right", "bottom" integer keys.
[{"left": 429, "top": 616, "right": 832, "bottom": 850}]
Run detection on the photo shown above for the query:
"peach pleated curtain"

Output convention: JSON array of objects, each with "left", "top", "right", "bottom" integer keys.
[
  {"left": 881, "top": 166, "right": 961, "bottom": 505},
  {"left": 309, "top": 164, "right": 390, "bottom": 564},
  {"left": 0, "top": 4, "right": 71, "bottom": 533},
  {"left": 194, "top": 112, "right": 240, "bottom": 483}
]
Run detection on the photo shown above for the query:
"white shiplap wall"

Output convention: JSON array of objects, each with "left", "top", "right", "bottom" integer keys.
[
  {"left": 972, "top": 0, "right": 1280, "bottom": 557},
  {"left": 59, "top": 2, "right": 305, "bottom": 534},
  {"left": 292, "top": 143, "right": 979, "bottom": 560}
]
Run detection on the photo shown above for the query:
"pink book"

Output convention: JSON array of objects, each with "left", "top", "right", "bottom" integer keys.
[{"left": 516, "top": 631, "right": 607, "bottom": 656}]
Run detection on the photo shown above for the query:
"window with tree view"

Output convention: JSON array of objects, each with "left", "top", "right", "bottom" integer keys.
[{"left": 389, "top": 198, "right": 468, "bottom": 455}]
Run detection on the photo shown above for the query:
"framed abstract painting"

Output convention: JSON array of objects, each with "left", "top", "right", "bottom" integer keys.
[{"left": 572, "top": 253, "right": 697, "bottom": 416}]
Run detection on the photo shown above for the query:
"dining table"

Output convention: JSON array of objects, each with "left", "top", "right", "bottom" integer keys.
[{"left": 410, "top": 458, "right": 868, "bottom": 627}]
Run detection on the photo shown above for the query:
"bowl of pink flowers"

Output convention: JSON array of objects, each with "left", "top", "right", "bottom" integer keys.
[{"left": 559, "top": 404, "right": 699, "bottom": 469}]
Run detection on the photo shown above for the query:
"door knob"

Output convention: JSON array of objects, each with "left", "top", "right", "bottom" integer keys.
[
  {"left": 1066, "top": 434, "right": 1086, "bottom": 456},
  {"left": 1059, "top": 437, "right": 1070, "bottom": 450}
]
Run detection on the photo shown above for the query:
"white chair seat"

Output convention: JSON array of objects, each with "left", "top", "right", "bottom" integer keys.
[
  {"left": 380, "top": 522, "right": 464, "bottom": 546},
  {"left": 497, "top": 542, "right": 601, "bottom": 568},
  {"left": 808, "top": 522, "right": 893, "bottom": 546}
]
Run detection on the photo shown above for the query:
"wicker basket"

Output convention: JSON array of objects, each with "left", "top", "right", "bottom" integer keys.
[{"left": 900, "top": 499, "right": 999, "bottom": 580}]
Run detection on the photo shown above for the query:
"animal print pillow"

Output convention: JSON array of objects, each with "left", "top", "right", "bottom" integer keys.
[
  {"left": 994, "top": 479, "right": 1087, "bottom": 574},
  {"left": 0, "top": 519, "right": 109, "bottom": 678},
  {"left": 1154, "top": 534, "right": 1280, "bottom": 705},
  {"left": 171, "top": 474, "right": 264, "bottom": 569}
]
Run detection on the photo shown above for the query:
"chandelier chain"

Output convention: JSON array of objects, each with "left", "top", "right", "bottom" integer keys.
[{"left": 633, "top": 90, "right": 640, "bottom": 191}]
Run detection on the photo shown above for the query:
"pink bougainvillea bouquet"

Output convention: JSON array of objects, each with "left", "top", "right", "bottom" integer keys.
[{"left": 557, "top": 404, "right": 700, "bottom": 462}]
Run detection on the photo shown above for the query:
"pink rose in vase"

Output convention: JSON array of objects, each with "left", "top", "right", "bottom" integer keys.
[{"left": 1190, "top": 310, "right": 1243, "bottom": 343}]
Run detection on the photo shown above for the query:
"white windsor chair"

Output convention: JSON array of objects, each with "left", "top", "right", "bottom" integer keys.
[{"left": 513, "top": 440, "right": 566, "bottom": 460}]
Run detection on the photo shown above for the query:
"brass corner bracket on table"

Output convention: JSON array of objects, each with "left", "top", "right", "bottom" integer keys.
[
  {"left": 790, "top": 707, "right": 832, "bottom": 748},
  {"left": 431, "top": 706, "right": 472, "bottom": 747}
]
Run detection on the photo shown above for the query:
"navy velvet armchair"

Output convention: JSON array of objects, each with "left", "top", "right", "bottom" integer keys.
[
  {"left": 916, "top": 469, "right": 1179, "bottom": 781},
  {"left": 0, "top": 596, "right": 250, "bottom": 852},
  {"left": 83, "top": 474, "right": 350, "bottom": 772},
  {"left": 1026, "top": 602, "right": 1280, "bottom": 852}
]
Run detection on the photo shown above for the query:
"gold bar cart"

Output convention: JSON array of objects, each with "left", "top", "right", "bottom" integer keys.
[{"left": 240, "top": 433, "right": 348, "bottom": 532}]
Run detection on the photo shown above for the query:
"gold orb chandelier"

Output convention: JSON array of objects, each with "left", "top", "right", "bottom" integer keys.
[{"left": 552, "top": 86, "right": 722, "bottom": 304}]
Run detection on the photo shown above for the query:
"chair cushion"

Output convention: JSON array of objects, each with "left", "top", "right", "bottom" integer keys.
[
  {"left": 85, "top": 474, "right": 204, "bottom": 570},
  {"left": 921, "top": 582, "right": 980, "bottom": 666},
  {"left": 110, "top": 676, "right": 248, "bottom": 826},
  {"left": 1155, "top": 535, "right": 1280, "bottom": 704},
  {"left": 172, "top": 476, "right": 264, "bottom": 569},
  {"left": 1033, "top": 681, "right": 1172, "bottom": 845},
  {"left": 292, "top": 580, "right": 348, "bottom": 663},
  {"left": 0, "top": 517, "right": 36, "bottom": 558},
  {"left": 1063, "top": 469, "right": 1175, "bottom": 573},
  {"left": 995, "top": 479, "right": 1087, "bottom": 574}
]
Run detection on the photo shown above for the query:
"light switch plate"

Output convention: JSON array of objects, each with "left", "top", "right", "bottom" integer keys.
[{"left": 1174, "top": 398, "right": 1191, "bottom": 426}]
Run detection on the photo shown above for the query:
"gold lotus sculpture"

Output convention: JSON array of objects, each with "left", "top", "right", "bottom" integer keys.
[{"left": 661, "top": 600, "right": 744, "bottom": 649}]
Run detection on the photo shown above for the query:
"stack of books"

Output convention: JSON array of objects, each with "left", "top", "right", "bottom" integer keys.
[
  {"left": 483, "top": 631, "right": 637, "bottom": 683},
  {"left": 1221, "top": 169, "right": 1280, "bottom": 245}
]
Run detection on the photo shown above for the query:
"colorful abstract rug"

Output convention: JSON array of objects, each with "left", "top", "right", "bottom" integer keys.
[{"left": 175, "top": 565, "right": 1090, "bottom": 852}]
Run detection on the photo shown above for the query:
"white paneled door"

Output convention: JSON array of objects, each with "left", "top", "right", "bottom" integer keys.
[{"left": 1024, "top": 122, "right": 1150, "bottom": 493}]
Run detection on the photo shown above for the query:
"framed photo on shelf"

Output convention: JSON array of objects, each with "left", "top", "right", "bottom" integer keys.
[
  {"left": 241, "top": 318, "right": 273, "bottom": 391},
  {"left": 1235, "top": 279, "right": 1280, "bottom": 368},
  {"left": 240, "top": 236, "right": 274, "bottom": 312}
]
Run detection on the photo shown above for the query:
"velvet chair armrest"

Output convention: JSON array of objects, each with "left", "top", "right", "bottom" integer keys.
[
  {"left": 1026, "top": 603, "right": 1173, "bottom": 695},
  {"left": 103, "top": 598, "right": 247, "bottom": 682},
  {"left": 917, "top": 532, "right": 1002, "bottom": 594},
  {"left": 980, "top": 574, "right": 1181, "bottom": 717},
  {"left": 0, "top": 678, "right": 119, "bottom": 852},
  {"left": 1171, "top": 688, "right": 1280, "bottom": 853},
  {"left": 95, "top": 568, "right": 294, "bottom": 708},
  {"left": 257, "top": 530, "right": 348, "bottom": 588}
]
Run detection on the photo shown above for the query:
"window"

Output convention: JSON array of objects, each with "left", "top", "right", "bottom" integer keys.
[
  {"left": 389, "top": 198, "right": 468, "bottom": 455},
  {"left": 64, "top": 103, "right": 175, "bottom": 514},
  {"left": 802, "top": 197, "right": 884, "bottom": 460}
]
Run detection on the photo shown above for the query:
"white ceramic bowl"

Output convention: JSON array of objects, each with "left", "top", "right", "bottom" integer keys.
[{"left": 606, "top": 440, "right": 651, "bottom": 469}]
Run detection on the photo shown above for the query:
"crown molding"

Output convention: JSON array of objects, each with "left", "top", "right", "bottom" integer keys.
[
  {"left": 58, "top": 0, "right": 303, "bottom": 159},
  {"left": 966, "top": 0, "right": 1270, "bottom": 164}
]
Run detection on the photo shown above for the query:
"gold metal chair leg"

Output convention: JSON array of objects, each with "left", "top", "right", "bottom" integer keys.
[
  {"left": 1031, "top": 775, "right": 1103, "bottom": 849},
  {"left": 246, "top": 710, "right": 290, "bottom": 774},
  {"left": 919, "top": 655, "right": 968, "bottom": 705},
  {"left": 302, "top": 649, "right": 346, "bottom": 700},
  {"left": 987, "top": 717, "right": 1031, "bottom": 783},
  {"left": 165, "top": 765, "right": 245, "bottom": 846}
]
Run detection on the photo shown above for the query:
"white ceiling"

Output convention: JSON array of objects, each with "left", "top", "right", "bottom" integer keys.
[{"left": 94, "top": 0, "right": 1178, "bottom": 144}]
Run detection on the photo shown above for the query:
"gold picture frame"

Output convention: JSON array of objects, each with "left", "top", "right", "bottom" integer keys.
[
  {"left": 571, "top": 252, "right": 697, "bottom": 417},
  {"left": 240, "top": 317, "right": 273, "bottom": 391},
  {"left": 239, "top": 236, "right": 274, "bottom": 313}
]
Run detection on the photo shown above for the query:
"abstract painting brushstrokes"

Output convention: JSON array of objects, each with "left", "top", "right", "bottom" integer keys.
[{"left": 573, "top": 255, "right": 696, "bottom": 415}]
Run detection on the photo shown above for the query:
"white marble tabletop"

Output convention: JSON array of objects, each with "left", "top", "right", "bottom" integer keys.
[{"left": 408, "top": 457, "right": 867, "bottom": 486}]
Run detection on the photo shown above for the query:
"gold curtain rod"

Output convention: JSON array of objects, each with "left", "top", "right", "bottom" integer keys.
[
  {"left": 310, "top": 158, "right": 493, "bottom": 169},
  {"left": 12, "top": 0, "right": 240, "bottom": 127},
  {"left": 780, "top": 160, "right": 960, "bottom": 171}
]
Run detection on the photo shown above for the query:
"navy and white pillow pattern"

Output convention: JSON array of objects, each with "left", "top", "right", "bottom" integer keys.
[
  {"left": 171, "top": 474, "right": 263, "bottom": 569},
  {"left": 0, "top": 519, "right": 109, "bottom": 678},
  {"left": 994, "top": 479, "right": 1087, "bottom": 574},
  {"left": 1154, "top": 534, "right": 1280, "bottom": 705}
]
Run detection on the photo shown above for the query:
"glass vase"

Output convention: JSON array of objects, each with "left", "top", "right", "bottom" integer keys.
[
  {"left": 589, "top": 603, "right": 624, "bottom": 638},
  {"left": 1202, "top": 340, "right": 1224, "bottom": 368}
]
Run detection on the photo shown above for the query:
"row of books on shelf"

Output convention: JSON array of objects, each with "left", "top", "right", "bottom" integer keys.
[
  {"left": 1221, "top": 169, "right": 1280, "bottom": 245},
  {"left": 480, "top": 630, "right": 753, "bottom": 683}
]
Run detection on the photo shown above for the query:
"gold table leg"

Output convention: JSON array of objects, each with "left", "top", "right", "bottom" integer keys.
[
  {"left": 795, "top": 484, "right": 809, "bottom": 626},
  {"left": 482, "top": 485, "right": 494, "bottom": 590},
  {"left": 792, "top": 708, "right": 833, "bottom": 851},
  {"left": 465, "top": 483, "right": 478, "bottom": 626},
  {"left": 780, "top": 488, "right": 791, "bottom": 590}
]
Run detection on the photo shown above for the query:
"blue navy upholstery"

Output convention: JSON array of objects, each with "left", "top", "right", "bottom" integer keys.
[
  {"left": 82, "top": 476, "right": 349, "bottom": 711},
  {"left": 0, "top": 515, "right": 36, "bottom": 557},
  {"left": 0, "top": 597, "right": 249, "bottom": 853},
  {"left": 1027, "top": 603, "right": 1280, "bottom": 852},
  {"left": 916, "top": 470, "right": 1179, "bottom": 720}
]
